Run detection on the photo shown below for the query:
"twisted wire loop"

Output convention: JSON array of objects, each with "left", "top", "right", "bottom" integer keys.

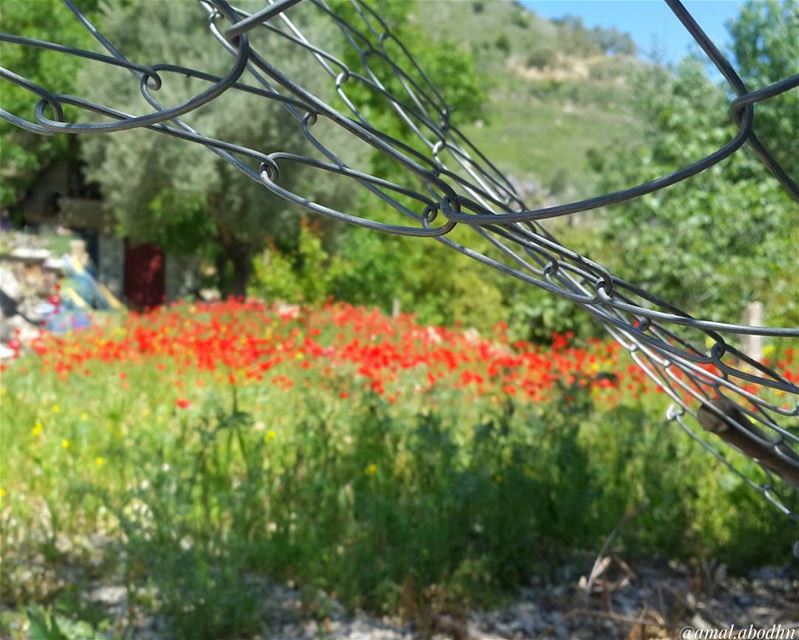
[{"left": 1, "top": 0, "right": 797, "bottom": 516}]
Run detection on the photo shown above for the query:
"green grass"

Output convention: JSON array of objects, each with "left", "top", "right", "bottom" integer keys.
[
  {"left": 462, "top": 93, "right": 640, "bottom": 192},
  {"left": 1, "top": 300, "right": 797, "bottom": 639},
  {"left": 408, "top": 0, "right": 645, "bottom": 195}
]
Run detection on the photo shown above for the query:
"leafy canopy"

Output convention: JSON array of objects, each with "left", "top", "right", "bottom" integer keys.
[
  {"left": 587, "top": 1, "right": 798, "bottom": 329},
  {"left": 0, "top": 1, "right": 99, "bottom": 207}
]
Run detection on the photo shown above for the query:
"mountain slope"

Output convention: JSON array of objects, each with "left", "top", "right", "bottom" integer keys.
[{"left": 408, "top": 0, "right": 644, "bottom": 198}]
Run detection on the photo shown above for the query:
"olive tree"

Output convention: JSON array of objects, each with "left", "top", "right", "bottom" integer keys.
[{"left": 78, "top": 0, "right": 356, "bottom": 296}]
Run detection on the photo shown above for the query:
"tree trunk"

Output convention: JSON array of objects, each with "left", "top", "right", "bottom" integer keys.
[
  {"left": 216, "top": 225, "right": 253, "bottom": 299},
  {"left": 228, "top": 242, "right": 252, "bottom": 299}
]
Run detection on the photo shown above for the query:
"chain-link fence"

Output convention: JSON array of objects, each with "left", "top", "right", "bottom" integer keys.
[{"left": 2, "top": 0, "right": 797, "bottom": 517}]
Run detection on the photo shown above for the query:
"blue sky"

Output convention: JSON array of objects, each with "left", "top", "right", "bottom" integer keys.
[{"left": 523, "top": 1, "right": 743, "bottom": 66}]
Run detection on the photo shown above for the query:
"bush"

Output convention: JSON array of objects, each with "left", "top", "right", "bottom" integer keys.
[
  {"left": 494, "top": 33, "right": 511, "bottom": 56},
  {"left": 251, "top": 219, "right": 341, "bottom": 305},
  {"left": 510, "top": 10, "right": 530, "bottom": 30},
  {"left": 526, "top": 47, "right": 555, "bottom": 70},
  {"left": 249, "top": 222, "right": 605, "bottom": 341}
]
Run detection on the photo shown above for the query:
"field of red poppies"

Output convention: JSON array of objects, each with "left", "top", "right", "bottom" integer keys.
[
  {"left": 17, "top": 298, "right": 656, "bottom": 403},
  {"left": 1, "top": 299, "right": 797, "bottom": 639}
]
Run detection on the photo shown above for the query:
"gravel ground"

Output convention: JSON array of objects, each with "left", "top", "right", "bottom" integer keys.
[
  {"left": 268, "top": 562, "right": 798, "bottom": 640},
  {"left": 101, "top": 558, "right": 797, "bottom": 639},
  {"left": 4, "top": 555, "right": 797, "bottom": 638}
]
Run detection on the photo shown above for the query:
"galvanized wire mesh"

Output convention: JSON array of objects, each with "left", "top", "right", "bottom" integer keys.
[{"left": 2, "top": 0, "right": 798, "bottom": 518}]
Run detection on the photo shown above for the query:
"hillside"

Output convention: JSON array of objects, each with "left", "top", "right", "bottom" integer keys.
[{"left": 409, "top": 0, "right": 645, "bottom": 199}]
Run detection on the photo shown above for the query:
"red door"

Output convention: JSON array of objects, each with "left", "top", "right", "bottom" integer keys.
[{"left": 124, "top": 242, "right": 165, "bottom": 309}]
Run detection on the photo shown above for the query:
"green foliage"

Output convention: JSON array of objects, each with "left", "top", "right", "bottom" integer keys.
[
  {"left": 145, "top": 190, "right": 216, "bottom": 255},
  {"left": 588, "top": 46, "right": 799, "bottom": 328},
  {"left": 329, "top": 231, "right": 413, "bottom": 312},
  {"left": 495, "top": 33, "right": 511, "bottom": 56},
  {"left": 3, "top": 301, "right": 798, "bottom": 636},
  {"left": 548, "top": 168, "right": 569, "bottom": 195},
  {"left": 251, "top": 222, "right": 496, "bottom": 328},
  {"left": 506, "top": 289, "right": 597, "bottom": 344},
  {"left": 548, "top": 16, "right": 635, "bottom": 58},
  {"left": 112, "top": 402, "right": 266, "bottom": 639},
  {"left": 75, "top": 0, "right": 358, "bottom": 296},
  {"left": 5, "top": 360, "right": 796, "bottom": 636},
  {"left": 2, "top": 0, "right": 640, "bottom": 333},
  {"left": 0, "top": 1, "right": 98, "bottom": 207},
  {"left": 510, "top": 8, "right": 531, "bottom": 31},
  {"left": 26, "top": 609, "right": 69, "bottom": 640},
  {"left": 327, "top": 0, "right": 484, "bottom": 181},
  {"left": 411, "top": 0, "right": 642, "bottom": 184},
  {"left": 590, "top": 25, "right": 636, "bottom": 56},
  {"left": 22, "top": 607, "right": 106, "bottom": 640},
  {"left": 727, "top": 0, "right": 799, "bottom": 179},
  {"left": 525, "top": 46, "right": 556, "bottom": 70},
  {"left": 251, "top": 222, "right": 577, "bottom": 336},
  {"left": 252, "top": 219, "right": 342, "bottom": 304}
]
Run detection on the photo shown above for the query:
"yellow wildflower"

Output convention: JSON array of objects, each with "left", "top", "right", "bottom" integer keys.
[
  {"left": 265, "top": 430, "right": 277, "bottom": 442},
  {"left": 95, "top": 457, "right": 106, "bottom": 467},
  {"left": 0, "top": 487, "right": 6, "bottom": 498},
  {"left": 51, "top": 404, "right": 61, "bottom": 414},
  {"left": 762, "top": 344, "right": 776, "bottom": 360},
  {"left": 365, "top": 463, "right": 378, "bottom": 476},
  {"left": 31, "top": 421, "right": 44, "bottom": 437},
  {"left": 80, "top": 412, "right": 89, "bottom": 421},
  {"left": 61, "top": 439, "right": 71, "bottom": 449}
]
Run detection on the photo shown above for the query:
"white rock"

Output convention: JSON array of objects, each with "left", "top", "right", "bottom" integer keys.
[
  {"left": 10, "top": 247, "right": 51, "bottom": 260},
  {"left": 0, "top": 266, "right": 21, "bottom": 302}
]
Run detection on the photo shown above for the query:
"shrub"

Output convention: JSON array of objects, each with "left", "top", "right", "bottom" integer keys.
[{"left": 494, "top": 33, "right": 511, "bottom": 56}]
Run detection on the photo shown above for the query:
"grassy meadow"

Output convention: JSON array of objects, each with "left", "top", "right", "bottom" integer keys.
[{"left": 2, "top": 299, "right": 797, "bottom": 638}]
